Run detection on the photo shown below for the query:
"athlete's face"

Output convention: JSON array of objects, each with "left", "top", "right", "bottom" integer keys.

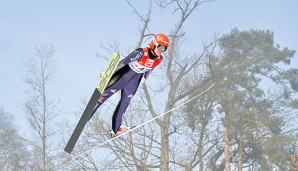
[{"left": 154, "top": 46, "right": 165, "bottom": 56}]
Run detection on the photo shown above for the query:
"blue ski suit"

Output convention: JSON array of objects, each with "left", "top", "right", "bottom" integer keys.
[{"left": 89, "top": 47, "right": 163, "bottom": 133}]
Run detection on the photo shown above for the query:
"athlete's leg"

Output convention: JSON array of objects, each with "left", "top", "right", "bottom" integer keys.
[
  {"left": 89, "top": 75, "right": 128, "bottom": 120},
  {"left": 112, "top": 74, "right": 142, "bottom": 132},
  {"left": 88, "top": 69, "right": 137, "bottom": 120}
]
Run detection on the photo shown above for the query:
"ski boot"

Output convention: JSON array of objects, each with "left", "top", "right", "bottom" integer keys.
[{"left": 110, "top": 125, "right": 135, "bottom": 138}]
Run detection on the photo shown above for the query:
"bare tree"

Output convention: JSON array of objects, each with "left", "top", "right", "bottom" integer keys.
[
  {"left": 23, "top": 43, "right": 60, "bottom": 171},
  {"left": 0, "top": 106, "right": 31, "bottom": 170},
  {"left": 149, "top": 1, "right": 215, "bottom": 170}
]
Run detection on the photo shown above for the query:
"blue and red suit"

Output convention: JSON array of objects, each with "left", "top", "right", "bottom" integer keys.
[{"left": 89, "top": 47, "right": 163, "bottom": 133}]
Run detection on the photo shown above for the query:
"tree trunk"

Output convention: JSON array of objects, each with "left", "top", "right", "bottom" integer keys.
[
  {"left": 184, "top": 166, "right": 192, "bottom": 171},
  {"left": 224, "top": 126, "right": 231, "bottom": 171},
  {"left": 160, "top": 114, "right": 170, "bottom": 171},
  {"left": 238, "top": 133, "right": 244, "bottom": 171},
  {"left": 42, "top": 62, "right": 47, "bottom": 171},
  {"left": 198, "top": 121, "right": 207, "bottom": 171}
]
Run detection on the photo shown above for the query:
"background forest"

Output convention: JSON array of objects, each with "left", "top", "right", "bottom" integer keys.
[{"left": 1, "top": 0, "right": 297, "bottom": 171}]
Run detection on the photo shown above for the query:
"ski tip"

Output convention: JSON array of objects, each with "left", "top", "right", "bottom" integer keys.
[{"left": 64, "top": 147, "right": 73, "bottom": 154}]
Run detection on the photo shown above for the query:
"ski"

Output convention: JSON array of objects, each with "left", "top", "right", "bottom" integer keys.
[
  {"left": 71, "top": 83, "right": 215, "bottom": 159},
  {"left": 64, "top": 52, "right": 122, "bottom": 154}
]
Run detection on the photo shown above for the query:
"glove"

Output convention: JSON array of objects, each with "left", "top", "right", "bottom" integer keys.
[{"left": 140, "top": 76, "right": 146, "bottom": 86}]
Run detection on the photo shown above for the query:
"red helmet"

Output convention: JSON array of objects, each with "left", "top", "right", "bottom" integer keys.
[{"left": 150, "top": 33, "right": 170, "bottom": 51}]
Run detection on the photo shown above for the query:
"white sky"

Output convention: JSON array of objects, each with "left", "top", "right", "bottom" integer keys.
[{"left": 0, "top": 0, "right": 297, "bottom": 134}]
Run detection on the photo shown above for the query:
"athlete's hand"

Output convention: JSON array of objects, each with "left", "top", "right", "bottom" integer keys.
[{"left": 140, "top": 77, "right": 146, "bottom": 86}]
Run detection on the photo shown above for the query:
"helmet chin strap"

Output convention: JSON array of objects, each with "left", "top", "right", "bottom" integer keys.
[
  {"left": 151, "top": 48, "right": 157, "bottom": 56},
  {"left": 149, "top": 47, "right": 158, "bottom": 58}
]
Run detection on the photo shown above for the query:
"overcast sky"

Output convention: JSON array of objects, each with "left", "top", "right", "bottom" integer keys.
[{"left": 0, "top": 0, "right": 297, "bottom": 134}]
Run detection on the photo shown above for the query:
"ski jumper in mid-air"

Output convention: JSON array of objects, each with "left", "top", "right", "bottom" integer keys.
[{"left": 88, "top": 33, "right": 170, "bottom": 137}]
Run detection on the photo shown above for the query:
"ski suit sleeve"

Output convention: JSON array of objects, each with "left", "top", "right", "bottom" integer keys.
[{"left": 115, "top": 48, "right": 144, "bottom": 72}]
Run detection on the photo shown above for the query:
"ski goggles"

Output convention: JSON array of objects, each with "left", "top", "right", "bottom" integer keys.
[{"left": 157, "top": 44, "right": 167, "bottom": 52}]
